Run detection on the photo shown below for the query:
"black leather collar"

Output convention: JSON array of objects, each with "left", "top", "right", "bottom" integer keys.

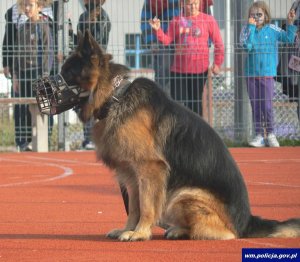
[{"left": 96, "top": 76, "right": 131, "bottom": 120}]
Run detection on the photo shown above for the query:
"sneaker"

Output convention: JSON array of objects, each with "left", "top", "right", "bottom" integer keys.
[
  {"left": 267, "top": 133, "right": 280, "bottom": 147},
  {"left": 249, "top": 134, "right": 265, "bottom": 147},
  {"left": 84, "top": 141, "right": 95, "bottom": 150},
  {"left": 19, "top": 142, "right": 32, "bottom": 152},
  {"left": 26, "top": 142, "right": 32, "bottom": 151}
]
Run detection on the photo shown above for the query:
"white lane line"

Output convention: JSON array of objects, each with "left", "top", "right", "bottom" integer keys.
[
  {"left": 237, "top": 159, "right": 300, "bottom": 164},
  {"left": 0, "top": 157, "right": 73, "bottom": 187},
  {"left": 240, "top": 239, "right": 286, "bottom": 248},
  {"left": 247, "top": 181, "right": 300, "bottom": 188},
  {"left": 26, "top": 156, "right": 103, "bottom": 166}
]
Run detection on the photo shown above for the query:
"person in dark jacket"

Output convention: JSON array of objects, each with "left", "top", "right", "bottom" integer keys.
[
  {"left": 78, "top": 0, "right": 111, "bottom": 50},
  {"left": 77, "top": 0, "right": 111, "bottom": 150},
  {"left": 12, "top": 0, "right": 55, "bottom": 151},
  {"left": 2, "top": 0, "right": 78, "bottom": 151},
  {"left": 2, "top": 1, "right": 55, "bottom": 151},
  {"left": 2, "top": 2, "right": 54, "bottom": 79},
  {"left": 276, "top": 0, "right": 300, "bottom": 120}
]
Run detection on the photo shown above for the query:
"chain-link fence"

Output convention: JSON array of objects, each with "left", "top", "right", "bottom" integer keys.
[{"left": 0, "top": 0, "right": 299, "bottom": 152}]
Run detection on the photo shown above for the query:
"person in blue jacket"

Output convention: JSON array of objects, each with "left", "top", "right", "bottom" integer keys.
[{"left": 240, "top": 1, "right": 297, "bottom": 148}]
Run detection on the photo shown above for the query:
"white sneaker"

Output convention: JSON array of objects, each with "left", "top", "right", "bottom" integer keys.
[
  {"left": 26, "top": 142, "right": 32, "bottom": 151},
  {"left": 249, "top": 134, "right": 265, "bottom": 147},
  {"left": 84, "top": 141, "right": 95, "bottom": 150},
  {"left": 267, "top": 133, "right": 280, "bottom": 147},
  {"left": 19, "top": 142, "right": 32, "bottom": 152}
]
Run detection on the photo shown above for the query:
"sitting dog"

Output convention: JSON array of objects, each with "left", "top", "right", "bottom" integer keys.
[{"left": 55, "top": 30, "right": 300, "bottom": 241}]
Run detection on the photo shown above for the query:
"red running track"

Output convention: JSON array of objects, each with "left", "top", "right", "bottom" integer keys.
[{"left": 0, "top": 148, "right": 299, "bottom": 261}]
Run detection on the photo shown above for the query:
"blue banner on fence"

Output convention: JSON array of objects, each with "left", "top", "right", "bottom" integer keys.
[{"left": 242, "top": 248, "right": 300, "bottom": 261}]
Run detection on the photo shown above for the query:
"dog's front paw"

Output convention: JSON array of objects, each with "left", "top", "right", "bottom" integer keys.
[
  {"left": 119, "top": 230, "right": 152, "bottom": 241},
  {"left": 106, "top": 229, "right": 124, "bottom": 239}
]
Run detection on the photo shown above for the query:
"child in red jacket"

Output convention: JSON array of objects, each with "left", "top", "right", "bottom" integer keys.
[{"left": 149, "top": 0, "right": 224, "bottom": 115}]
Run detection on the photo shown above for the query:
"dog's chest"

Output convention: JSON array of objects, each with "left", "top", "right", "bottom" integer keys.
[{"left": 93, "top": 120, "right": 121, "bottom": 167}]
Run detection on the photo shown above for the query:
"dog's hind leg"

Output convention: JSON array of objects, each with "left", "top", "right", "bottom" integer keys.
[
  {"left": 164, "top": 188, "right": 237, "bottom": 240},
  {"left": 164, "top": 226, "right": 190, "bottom": 240}
]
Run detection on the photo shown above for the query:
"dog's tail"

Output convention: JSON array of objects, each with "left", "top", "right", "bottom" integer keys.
[{"left": 243, "top": 215, "right": 300, "bottom": 238}]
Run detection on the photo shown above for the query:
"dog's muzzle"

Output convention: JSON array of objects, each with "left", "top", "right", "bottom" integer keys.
[{"left": 33, "top": 74, "right": 90, "bottom": 115}]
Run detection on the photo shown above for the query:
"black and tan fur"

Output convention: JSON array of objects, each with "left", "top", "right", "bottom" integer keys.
[{"left": 60, "top": 30, "right": 300, "bottom": 241}]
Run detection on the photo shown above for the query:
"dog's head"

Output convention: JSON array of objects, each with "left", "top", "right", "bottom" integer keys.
[
  {"left": 60, "top": 30, "right": 115, "bottom": 121},
  {"left": 61, "top": 29, "right": 113, "bottom": 93},
  {"left": 35, "top": 30, "right": 114, "bottom": 119}
]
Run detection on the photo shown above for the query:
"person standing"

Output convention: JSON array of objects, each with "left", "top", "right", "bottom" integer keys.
[
  {"left": 141, "top": 0, "right": 213, "bottom": 93},
  {"left": 2, "top": 2, "right": 53, "bottom": 79},
  {"left": 149, "top": 0, "right": 224, "bottom": 116},
  {"left": 240, "top": 1, "right": 296, "bottom": 147},
  {"left": 2, "top": 1, "right": 59, "bottom": 151},
  {"left": 276, "top": 0, "right": 300, "bottom": 120},
  {"left": 12, "top": 0, "right": 54, "bottom": 151},
  {"left": 140, "top": 0, "right": 180, "bottom": 92},
  {"left": 77, "top": 0, "right": 111, "bottom": 150},
  {"left": 78, "top": 0, "right": 111, "bottom": 49}
]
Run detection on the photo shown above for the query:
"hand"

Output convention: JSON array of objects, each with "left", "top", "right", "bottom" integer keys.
[
  {"left": 57, "top": 52, "right": 64, "bottom": 63},
  {"left": 288, "top": 9, "right": 296, "bottom": 25},
  {"left": 149, "top": 17, "right": 161, "bottom": 31},
  {"left": 3, "top": 66, "right": 11, "bottom": 79},
  {"left": 248, "top": 17, "right": 256, "bottom": 26},
  {"left": 150, "top": 42, "right": 160, "bottom": 52},
  {"left": 211, "top": 64, "right": 221, "bottom": 75},
  {"left": 12, "top": 73, "right": 19, "bottom": 94}
]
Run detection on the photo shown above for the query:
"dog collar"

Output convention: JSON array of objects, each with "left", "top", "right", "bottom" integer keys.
[
  {"left": 111, "top": 75, "right": 131, "bottom": 102},
  {"left": 96, "top": 75, "right": 131, "bottom": 120}
]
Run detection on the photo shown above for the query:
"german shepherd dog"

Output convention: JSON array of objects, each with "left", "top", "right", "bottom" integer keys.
[{"left": 59, "top": 30, "right": 300, "bottom": 241}]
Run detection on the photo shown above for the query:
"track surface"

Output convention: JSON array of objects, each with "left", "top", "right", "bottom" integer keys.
[{"left": 0, "top": 148, "right": 299, "bottom": 261}]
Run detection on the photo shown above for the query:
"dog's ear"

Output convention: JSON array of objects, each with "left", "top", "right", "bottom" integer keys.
[
  {"left": 91, "top": 54, "right": 100, "bottom": 67},
  {"left": 77, "top": 30, "right": 83, "bottom": 44},
  {"left": 81, "top": 30, "right": 106, "bottom": 60},
  {"left": 96, "top": 53, "right": 112, "bottom": 68},
  {"left": 105, "top": 54, "right": 113, "bottom": 61},
  {"left": 79, "top": 30, "right": 112, "bottom": 68},
  {"left": 80, "top": 30, "right": 95, "bottom": 57},
  {"left": 76, "top": 30, "right": 84, "bottom": 54}
]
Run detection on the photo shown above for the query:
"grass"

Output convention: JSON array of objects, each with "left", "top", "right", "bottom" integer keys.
[
  {"left": 278, "top": 138, "right": 300, "bottom": 147},
  {"left": 49, "top": 123, "right": 84, "bottom": 151},
  {"left": 0, "top": 113, "right": 15, "bottom": 147}
]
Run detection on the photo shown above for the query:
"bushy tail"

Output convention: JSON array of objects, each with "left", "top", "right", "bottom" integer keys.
[{"left": 243, "top": 215, "right": 300, "bottom": 238}]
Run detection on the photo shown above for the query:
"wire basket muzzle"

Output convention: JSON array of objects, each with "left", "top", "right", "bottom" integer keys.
[{"left": 33, "top": 74, "right": 89, "bottom": 115}]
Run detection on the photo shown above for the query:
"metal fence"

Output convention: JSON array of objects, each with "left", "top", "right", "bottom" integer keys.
[{"left": 0, "top": 0, "right": 299, "bottom": 152}]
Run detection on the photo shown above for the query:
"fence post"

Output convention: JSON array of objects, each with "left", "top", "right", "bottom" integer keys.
[
  {"left": 202, "top": 69, "right": 213, "bottom": 125},
  {"left": 57, "top": 0, "right": 71, "bottom": 151},
  {"left": 29, "top": 104, "right": 49, "bottom": 152},
  {"left": 233, "top": 0, "right": 253, "bottom": 142}
]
